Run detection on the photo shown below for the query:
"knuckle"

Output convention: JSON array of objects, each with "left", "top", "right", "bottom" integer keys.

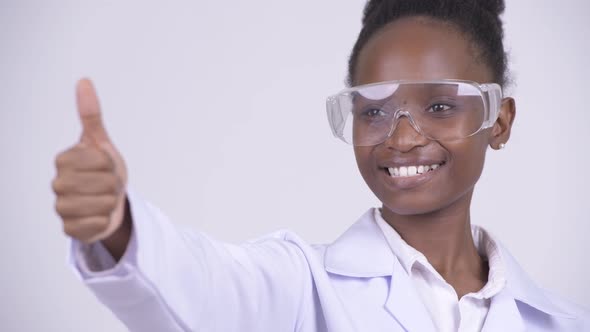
[
  {"left": 55, "top": 151, "right": 69, "bottom": 169},
  {"left": 52, "top": 176, "right": 72, "bottom": 194},
  {"left": 54, "top": 198, "right": 67, "bottom": 215},
  {"left": 56, "top": 197, "right": 84, "bottom": 217},
  {"left": 55, "top": 194, "right": 118, "bottom": 219},
  {"left": 51, "top": 178, "right": 61, "bottom": 193},
  {"left": 62, "top": 217, "right": 108, "bottom": 240},
  {"left": 62, "top": 222, "right": 76, "bottom": 237}
]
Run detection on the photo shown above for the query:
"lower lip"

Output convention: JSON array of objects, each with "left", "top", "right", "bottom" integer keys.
[{"left": 379, "top": 165, "right": 444, "bottom": 190}]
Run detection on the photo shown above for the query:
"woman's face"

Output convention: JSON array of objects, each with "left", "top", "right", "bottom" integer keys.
[{"left": 353, "top": 17, "right": 511, "bottom": 216}]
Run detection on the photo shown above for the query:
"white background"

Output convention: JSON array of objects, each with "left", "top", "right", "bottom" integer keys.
[{"left": 1, "top": 0, "right": 589, "bottom": 331}]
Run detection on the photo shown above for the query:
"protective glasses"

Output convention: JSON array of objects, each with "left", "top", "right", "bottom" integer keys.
[{"left": 326, "top": 79, "right": 503, "bottom": 146}]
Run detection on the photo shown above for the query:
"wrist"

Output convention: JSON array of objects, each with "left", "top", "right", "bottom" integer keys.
[{"left": 101, "top": 197, "right": 132, "bottom": 262}]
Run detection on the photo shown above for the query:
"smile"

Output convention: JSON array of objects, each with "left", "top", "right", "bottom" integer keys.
[{"left": 387, "top": 162, "right": 446, "bottom": 178}]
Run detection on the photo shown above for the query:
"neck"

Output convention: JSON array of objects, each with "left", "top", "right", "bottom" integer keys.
[{"left": 381, "top": 190, "right": 484, "bottom": 281}]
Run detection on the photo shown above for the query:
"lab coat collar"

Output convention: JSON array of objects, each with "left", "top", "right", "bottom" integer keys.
[
  {"left": 482, "top": 286, "right": 526, "bottom": 331},
  {"left": 325, "top": 209, "right": 437, "bottom": 331},
  {"left": 324, "top": 208, "right": 577, "bottom": 320},
  {"left": 385, "top": 251, "right": 438, "bottom": 332},
  {"left": 325, "top": 209, "right": 394, "bottom": 278},
  {"left": 497, "top": 242, "right": 576, "bottom": 319}
]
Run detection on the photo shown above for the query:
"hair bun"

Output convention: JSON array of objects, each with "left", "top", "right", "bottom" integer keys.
[{"left": 478, "top": 0, "right": 506, "bottom": 16}]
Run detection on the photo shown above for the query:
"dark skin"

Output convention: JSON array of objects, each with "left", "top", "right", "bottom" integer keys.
[
  {"left": 75, "top": 16, "right": 516, "bottom": 298},
  {"left": 353, "top": 16, "right": 516, "bottom": 298}
]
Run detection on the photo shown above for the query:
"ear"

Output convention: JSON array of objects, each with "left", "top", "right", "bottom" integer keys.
[{"left": 489, "top": 97, "right": 516, "bottom": 150}]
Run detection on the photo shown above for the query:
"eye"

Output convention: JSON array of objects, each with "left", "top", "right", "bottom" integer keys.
[
  {"left": 427, "top": 103, "right": 453, "bottom": 113},
  {"left": 363, "top": 108, "right": 386, "bottom": 117}
]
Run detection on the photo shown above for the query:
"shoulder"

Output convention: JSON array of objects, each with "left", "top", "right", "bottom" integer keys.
[
  {"left": 487, "top": 236, "right": 590, "bottom": 329},
  {"left": 241, "top": 229, "right": 329, "bottom": 265},
  {"left": 540, "top": 289, "right": 590, "bottom": 322},
  {"left": 498, "top": 247, "right": 590, "bottom": 329},
  {"left": 517, "top": 289, "right": 590, "bottom": 331}
]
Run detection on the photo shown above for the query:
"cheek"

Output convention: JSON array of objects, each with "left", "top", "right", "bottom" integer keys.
[
  {"left": 447, "top": 137, "right": 488, "bottom": 189},
  {"left": 354, "top": 146, "right": 384, "bottom": 194},
  {"left": 354, "top": 147, "right": 373, "bottom": 178}
]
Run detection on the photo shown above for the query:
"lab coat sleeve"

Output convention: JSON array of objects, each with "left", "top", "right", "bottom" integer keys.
[{"left": 67, "top": 189, "right": 314, "bottom": 331}]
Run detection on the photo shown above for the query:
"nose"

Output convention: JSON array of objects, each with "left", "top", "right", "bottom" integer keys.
[{"left": 382, "top": 110, "right": 429, "bottom": 152}]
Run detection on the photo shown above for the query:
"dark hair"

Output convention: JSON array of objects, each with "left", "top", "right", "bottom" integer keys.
[{"left": 347, "top": 0, "right": 509, "bottom": 87}]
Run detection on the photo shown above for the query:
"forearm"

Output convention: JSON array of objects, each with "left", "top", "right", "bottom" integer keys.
[{"left": 68, "top": 190, "right": 308, "bottom": 331}]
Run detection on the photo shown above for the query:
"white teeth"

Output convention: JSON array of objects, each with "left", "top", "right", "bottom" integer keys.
[
  {"left": 399, "top": 167, "right": 408, "bottom": 177},
  {"left": 387, "top": 162, "right": 443, "bottom": 178}
]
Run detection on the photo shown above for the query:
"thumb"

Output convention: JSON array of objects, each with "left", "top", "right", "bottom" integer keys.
[{"left": 76, "top": 78, "right": 110, "bottom": 144}]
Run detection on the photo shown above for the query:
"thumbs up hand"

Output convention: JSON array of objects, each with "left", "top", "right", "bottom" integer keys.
[{"left": 53, "top": 79, "right": 130, "bottom": 256}]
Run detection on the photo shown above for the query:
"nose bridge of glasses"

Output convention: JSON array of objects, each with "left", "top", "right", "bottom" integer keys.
[{"left": 387, "top": 108, "right": 423, "bottom": 138}]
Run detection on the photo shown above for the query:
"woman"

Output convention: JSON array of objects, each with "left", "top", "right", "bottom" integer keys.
[{"left": 52, "top": 0, "right": 589, "bottom": 331}]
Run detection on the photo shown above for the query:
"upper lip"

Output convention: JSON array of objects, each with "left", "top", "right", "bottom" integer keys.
[{"left": 379, "top": 158, "right": 446, "bottom": 168}]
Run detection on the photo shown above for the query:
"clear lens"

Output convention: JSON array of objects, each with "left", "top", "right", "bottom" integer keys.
[{"left": 327, "top": 81, "right": 497, "bottom": 146}]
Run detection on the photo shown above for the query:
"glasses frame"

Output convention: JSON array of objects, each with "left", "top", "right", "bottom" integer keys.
[{"left": 326, "top": 79, "right": 503, "bottom": 145}]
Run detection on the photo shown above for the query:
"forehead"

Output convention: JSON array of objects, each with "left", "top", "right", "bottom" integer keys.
[{"left": 355, "top": 16, "right": 492, "bottom": 86}]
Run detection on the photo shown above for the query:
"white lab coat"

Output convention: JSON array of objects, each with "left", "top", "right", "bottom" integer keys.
[{"left": 69, "top": 190, "right": 589, "bottom": 331}]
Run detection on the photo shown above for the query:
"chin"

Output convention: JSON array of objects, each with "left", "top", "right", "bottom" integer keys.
[
  {"left": 379, "top": 185, "right": 475, "bottom": 218},
  {"left": 380, "top": 199, "right": 443, "bottom": 216}
]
